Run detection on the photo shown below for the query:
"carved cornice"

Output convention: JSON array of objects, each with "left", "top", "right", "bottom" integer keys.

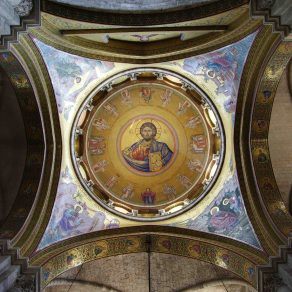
[
  {"left": 0, "top": 0, "right": 40, "bottom": 51},
  {"left": 30, "top": 10, "right": 261, "bottom": 64}
]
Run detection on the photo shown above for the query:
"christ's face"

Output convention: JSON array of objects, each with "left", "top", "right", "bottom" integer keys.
[{"left": 141, "top": 126, "right": 155, "bottom": 141}]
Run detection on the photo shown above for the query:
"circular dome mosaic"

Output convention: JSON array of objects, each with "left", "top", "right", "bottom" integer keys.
[{"left": 72, "top": 69, "right": 224, "bottom": 220}]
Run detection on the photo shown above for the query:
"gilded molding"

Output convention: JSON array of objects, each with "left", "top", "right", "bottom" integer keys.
[
  {"left": 234, "top": 25, "right": 285, "bottom": 256},
  {"left": 250, "top": 40, "right": 292, "bottom": 238},
  {"left": 0, "top": 3, "right": 291, "bottom": 290},
  {"left": 235, "top": 20, "right": 292, "bottom": 253}
]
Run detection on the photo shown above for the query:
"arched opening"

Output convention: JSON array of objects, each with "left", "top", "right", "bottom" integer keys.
[{"left": 0, "top": 65, "right": 27, "bottom": 224}]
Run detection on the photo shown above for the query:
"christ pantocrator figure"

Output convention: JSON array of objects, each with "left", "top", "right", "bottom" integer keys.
[{"left": 122, "top": 122, "right": 173, "bottom": 172}]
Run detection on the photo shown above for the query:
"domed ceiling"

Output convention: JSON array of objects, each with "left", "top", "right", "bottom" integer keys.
[
  {"left": 27, "top": 25, "right": 273, "bottom": 287},
  {"left": 32, "top": 30, "right": 261, "bottom": 259},
  {"left": 72, "top": 69, "right": 223, "bottom": 220},
  {"left": 2, "top": 1, "right": 292, "bottom": 291}
]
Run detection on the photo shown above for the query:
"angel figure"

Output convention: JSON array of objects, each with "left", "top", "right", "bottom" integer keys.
[
  {"left": 177, "top": 174, "right": 192, "bottom": 189},
  {"left": 93, "top": 118, "right": 109, "bottom": 131},
  {"left": 103, "top": 103, "right": 119, "bottom": 117},
  {"left": 93, "top": 160, "right": 109, "bottom": 172},
  {"left": 185, "top": 116, "right": 201, "bottom": 129},
  {"left": 121, "top": 89, "right": 133, "bottom": 107},
  {"left": 187, "top": 159, "right": 203, "bottom": 172},
  {"left": 177, "top": 100, "right": 191, "bottom": 115},
  {"left": 163, "top": 184, "right": 176, "bottom": 200},
  {"left": 121, "top": 185, "right": 134, "bottom": 200},
  {"left": 105, "top": 175, "right": 119, "bottom": 189},
  {"left": 161, "top": 89, "right": 173, "bottom": 107}
]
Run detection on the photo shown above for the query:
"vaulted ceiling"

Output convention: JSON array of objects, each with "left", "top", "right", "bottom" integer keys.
[{"left": 0, "top": 1, "right": 292, "bottom": 291}]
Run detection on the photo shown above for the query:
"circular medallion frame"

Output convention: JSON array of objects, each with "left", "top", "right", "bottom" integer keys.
[
  {"left": 117, "top": 113, "right": 179, "bottom": 177},
  {"left": 71, "top": 69, "right": 225, "bottom": 221}
]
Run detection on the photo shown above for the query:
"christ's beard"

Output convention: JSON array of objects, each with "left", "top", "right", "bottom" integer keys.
[{"left": 143, "top": 137, "right": 154, "bottom": 142}]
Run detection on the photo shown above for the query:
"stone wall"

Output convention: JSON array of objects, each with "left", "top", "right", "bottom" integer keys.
[{"left": 45, "top": 252, "right": 239, "bottom": 292}]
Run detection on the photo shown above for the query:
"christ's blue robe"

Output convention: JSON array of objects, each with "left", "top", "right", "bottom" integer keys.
[{"left": 123, "top": 139, "right": 173, "bottom": 172}]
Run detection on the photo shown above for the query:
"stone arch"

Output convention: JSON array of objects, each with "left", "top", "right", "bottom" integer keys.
[
  {"left": 30, "top": 226, "right": 266, "bottom": 289},
  {"left": 0, "top": 52, "right": 45, "bottom": 240}
]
